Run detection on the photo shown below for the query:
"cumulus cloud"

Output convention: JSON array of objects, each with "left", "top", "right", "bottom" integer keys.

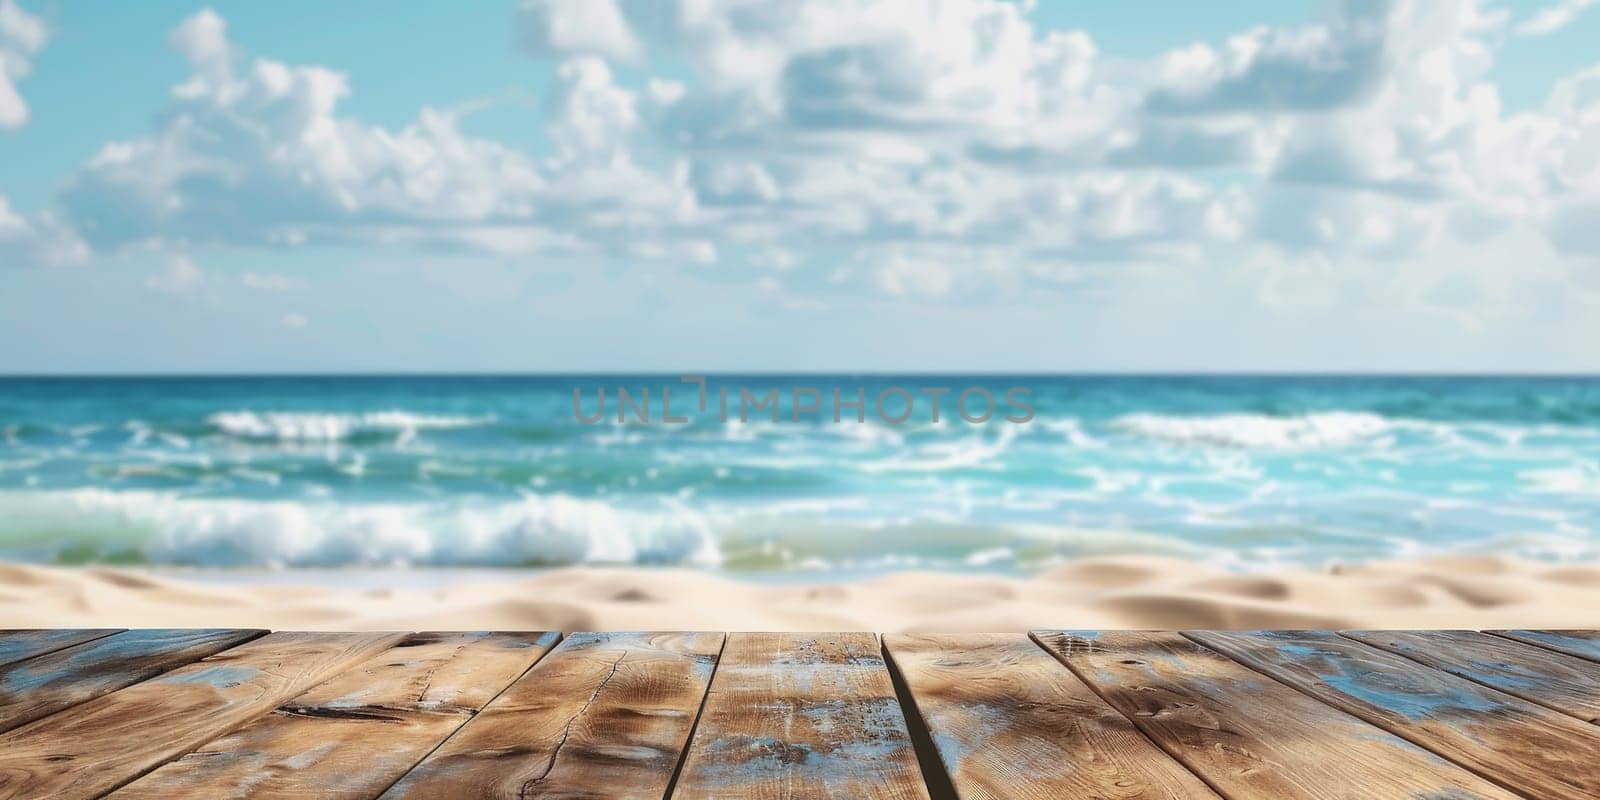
[
  {"left": 145, "top": 254, "right": 206, "bottom": 293},
  {"left": 876, "top": 252, "right": 954, "bottom": 297},
  {"left": 1541, "top": 65, "right": 1600, "bottom": 257},
  {"left": 545, "top": 57, "right": 638, "bottom": 161},
  {"left": 0, "top": 195, "right": 87, "bottom": 266},
  {"left": 55, "top": 10, "right": 716, "bottom": 268},
  {"left": 516, "top": 0, "right": 640, "bottom": 63},
  {"left": 17, "top": 0, "right": 1600, "bottom": 317},
  {"left": 502, "top": 0, "right": 1265, "bottom": 293},
  {"left": 62, "top": 9, "right": 546, "bottom": 250},
  {"left": 1146, "top": 1, "right": 1392, "bottom": 114},
  {"left": 1516, "top": 0, "right": 1596, "bottom": 35},
  {"left": 0, "top": 0, "right": 47, "bottom": 129}
]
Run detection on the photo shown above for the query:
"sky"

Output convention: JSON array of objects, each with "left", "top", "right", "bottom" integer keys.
[{"left": 1, "top": 0, "right": 1598, "bottom": 374}]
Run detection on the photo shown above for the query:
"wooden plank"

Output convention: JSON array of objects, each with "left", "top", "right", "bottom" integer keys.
[
  {"left": 1031, "top": 630, "right": 1516, "bottom": 800},
  {"left": 884, "top": 633, "right": 1216, "bottom": 800},
  {"left": 1190, "top": 629, "right": 1600, "bottom": 799},
  {"left": 383, "top": 631, "right": 722, "bottom": 800},
  {"left": 0, "top": 628, "right": 263, "bottom": 734},
  {"left": 1490, "top": 629, "right": 1600, "bottom": 663},
  {"left": 1346, "top": 629, "right": 1600, "bottom": 723},
  {"left": 0, "top": 629, "right": 122, "bottom": 668},
  {"left": 673, "top": 632, "right": 929, "bottom": 800},
  {"left": 113, "top": 631, "right": 559, "bottom": 800},
  {"left": 0, "top": 630, "right": 402, "bottom": 799}
]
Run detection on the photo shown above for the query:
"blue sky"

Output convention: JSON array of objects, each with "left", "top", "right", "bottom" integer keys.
[{"left": 2, "top": 0, "right": 1599, "bottom": 373}]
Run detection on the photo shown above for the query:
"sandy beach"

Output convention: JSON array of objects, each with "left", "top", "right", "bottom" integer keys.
[{"left": 5, "top": 555, "right": 1599, "bottom": 632}]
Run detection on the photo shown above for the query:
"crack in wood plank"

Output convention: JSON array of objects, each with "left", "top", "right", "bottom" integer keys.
[{"left": 520, "top": 649, "right": 628, "bottom": 796}]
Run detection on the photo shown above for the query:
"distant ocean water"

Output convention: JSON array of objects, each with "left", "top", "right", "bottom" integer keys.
[{"left": 1, "top": 375, "right": 1598, "bottom": 574}]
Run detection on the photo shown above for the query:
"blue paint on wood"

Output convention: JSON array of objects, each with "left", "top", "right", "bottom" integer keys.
[
  {"left": 161, "top": 664, "right": 261, "bottom": 689},
  {"left": 1316, "top": 671, "right": 1506, "bottom": 721},
  {"left": 1247, "top": 634, "right": 1510, "bottom": 721},
  {"left": 0, "top": 629, "right": 119, "bottom": 667},
  {"left": 1499, "top": 630, "right": 1600, "bottom": 662}
]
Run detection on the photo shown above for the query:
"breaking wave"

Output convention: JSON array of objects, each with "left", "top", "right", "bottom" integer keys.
[
  {"left": 206, "top": 411, "right": 493, "bottom": 443},
  {"left": 0, "top": 489, "right": 720, "bottom": 568},
  {"left": 1110, "top": 412, "right": 1395, "bottom": 448}
]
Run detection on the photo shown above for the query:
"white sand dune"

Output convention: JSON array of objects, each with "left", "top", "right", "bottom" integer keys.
[{"left": 3, "top": 556, "right": 1600, "bottom": 632}]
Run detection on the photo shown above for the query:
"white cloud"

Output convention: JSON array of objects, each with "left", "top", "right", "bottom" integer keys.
[
  {"left": 877, "top": 252, "right": 954, "bottom": 297},
  {"left": 626, "top": 0, "right": 1592, "bottom": 313},
  {"left": 62, "top": 10, "right": 546, "bottom": 250},
  {"left": 0, "top": 0, "right": 48, "bottom": 129},
  {"left": 0, "top": 195, "right": 87, "bottom": 265},
  {"left": 1516, "top": 0, "right": 1596, "bottom": 35},
  {"left": 504, "top": 0, "right": 1415, "bottom": 284},
  {"left": 1541, "top": 64, "right": 1600, "bottom": 257},
  {"left": 55, "top": 11, "right": 713, "bottom": 269},
  {"left": 16, "top": 0, "right": 1600, "bottom": 322},
  {"left": 1145, "top": 1, "right": 1392, "bottom": 114},
  {"left": 516, "top": 0, "right": 640, "bottom": 63},
  {"left": 280, "top": 311, "right": 308, "bottom": 329},
  {"left": 545, "top": 57, "right": 638, "bottom": 162},
  {"left": 145, "top": 254, "right": 206, "bottom": 293}
]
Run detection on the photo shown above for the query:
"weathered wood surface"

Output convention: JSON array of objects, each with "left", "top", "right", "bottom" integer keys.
[
  {"left": 0, "top": 628, "right": 1598, "bottom": 798},
  {"left": 674, "top": 632, "right": 929, "bottom": 800},
  {"left": 0, "top": 629, "right": 121, "bottom": 668},
  {"left": 885, "top": 633, "right": 1216, "bottom": 800},
  {"left": 114, "top": 631, "right": 559, "bottom": 800},
  {"left": 0, "top": 631, "right": 401, "bottom": 800},
  {"left": 1191, "top": 629, "right": 1600, "bottom": 799},
  {"left": 1032, "top": 630, "right": 1516, "bottom": 800},
  {"left": 1491, "top": 628, "right": 1600, "bottom": 663},
  {"left": 1346, "top": 628, "right": 1600, "bottom": 723},
  {"left": 384, "top": 631, "right": 722, "bottom": 800},
  {"left": 0, "top": 628, "right": 263, "bottom": 734}
]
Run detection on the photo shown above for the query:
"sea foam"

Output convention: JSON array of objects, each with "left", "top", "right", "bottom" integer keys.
[
  {"left": 206, "top": 411, "right": 493, "bottom": 442},
  {"left": 1110, "top": 411, "right": 1393, "bottom": 448},
  {"left": 0, "top": 489, "right": 720, "bottom": 568}
]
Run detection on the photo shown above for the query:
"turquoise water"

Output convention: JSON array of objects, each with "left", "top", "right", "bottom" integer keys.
[{"left": 1, "top": 375, "right": 1597, "bottom": 573}]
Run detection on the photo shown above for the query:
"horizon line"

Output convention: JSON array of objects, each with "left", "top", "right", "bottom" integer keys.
[{"left": 3, "top": 371, "right": 1600, "bottom": 380}]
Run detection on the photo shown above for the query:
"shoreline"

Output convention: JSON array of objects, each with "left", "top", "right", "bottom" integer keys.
[{"left": 5, "top": 554, "right": 1600, "bottom": 631}]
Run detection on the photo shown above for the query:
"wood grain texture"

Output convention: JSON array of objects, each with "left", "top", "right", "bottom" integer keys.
[
  {"left": 0, "top": 630, "right": 122, "bottom": 668},
  {"left": 884, "top": 633, "right": 1215, "bottom": 800},
  {"left": 113, "top": 631, "right": 559, "bottom": 800},
  {"left": 1190, "top": 629, "right": 1600, "bottom": 799},
  {"left": 1031, "top": 630, "right": 1516, "bottom": 800},
  {"left": 0, "top": 630, "right": 401, "bottom": 800},
  {"left": 1346, "top": 629, "right": 1600, "bottom": 723},
  {"left": 673, "top": 632, "right": 929, "bottom": 800},
  {"left": 1490, "top": 629, "right": 1600, "bottom": 663},
  {"left": 0, "top": 628, "right": 263, "bottom": 734},
  {"left": 383, "top": 631, "right": 722, "bottom": 800}
]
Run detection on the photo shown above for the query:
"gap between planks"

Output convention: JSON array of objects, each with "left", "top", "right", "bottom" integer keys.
[
  {"left": 1485, "top": 629, "right": 1600, "bottom": 664},
  {"left": 660, "top": 633, "right": 728, "bottom": 800},
  {"left": 879, "top": 637, "right": 959, "bottom": 800},
  {"left": 366, "top": 632, "right": 567, "bottom": 798},
  {"left": 1021, "top": 631, "right": 1233, "bottom": 800},
  {"left": 385, "top": 632, "right": 724, "bottom": 799},
  {"left": 1037, "top": 630, "right": 1521, "bottom": 799},
  {"left": 1337, "top": 630, "right": 1600, "bottom": 725},
  {"left": 1182, "top": 630, "right": 1600, "bottom": 799}
]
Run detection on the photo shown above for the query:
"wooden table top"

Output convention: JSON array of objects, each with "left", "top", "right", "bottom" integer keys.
[{"left": 1, "top": 628, "right": 1598, "bottom": 798}]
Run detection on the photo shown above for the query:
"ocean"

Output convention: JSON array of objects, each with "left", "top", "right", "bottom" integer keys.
[{"left": 1, "top": 375, "right": 1597, "bottom": 575}]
